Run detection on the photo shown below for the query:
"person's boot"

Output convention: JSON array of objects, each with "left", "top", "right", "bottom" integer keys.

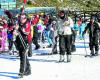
[
  {"left": 53, "top": 51, "right": 58, "bottom": 54},
  {"left": 24, "top": 66, "right": 31, "bottom": 76},
  {"left": 90, "top": 50, "right": 95, "bottom": 57},
  {"left": 9, "top": 50, "right": 12, "bottom": 55},
  {"left": 18, "top": 73, "right": 24, "bottom": 78},
  {"left": 95, "top": 51, "right": 99, "bottom": 56},
  {"left": 35, "top": 45, "right": 40, "bottom": 50},
  {"left": 67, "top": 54, "right": 71, "bottom": 62},
  {"left": 24, "top": 70, "right": 31, "bottom": 76},
  {"left": 59, "top": 55, "right": 64, "bottom": 62}
]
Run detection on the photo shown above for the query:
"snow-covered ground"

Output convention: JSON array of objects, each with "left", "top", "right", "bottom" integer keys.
[{"left": 0, "top": 35, "right": 100, "bottom": 80}]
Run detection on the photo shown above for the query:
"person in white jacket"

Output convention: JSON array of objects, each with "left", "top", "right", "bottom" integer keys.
[{"left": 57, "top": 10, "right": 74, "bottom": 62}]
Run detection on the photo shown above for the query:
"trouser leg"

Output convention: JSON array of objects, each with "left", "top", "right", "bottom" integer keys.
[
  {"left": 52, "top": 37, "right": 57, "bottom": 54},
  {"left": 8, "top": 39, "right": 13, "bottom": 51},
  {"left": 33, "top": 37, "right": 40, "bottom": 50},
  {"left": 28, "top": 43, "right": 32, "bottom": 57},
  {"left": 19, "top": 49, "right": 31, "bottom": 75},
  {"left": 65, "top": 35, "right": 72, "bottom": 62},
  {"left": 59, "top": 35, "right": 65, "bottom": 62}
]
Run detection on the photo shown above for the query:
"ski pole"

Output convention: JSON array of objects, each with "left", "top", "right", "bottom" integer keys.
[{"left": 83, "top": 35, "right": 88, "bottom": 57}]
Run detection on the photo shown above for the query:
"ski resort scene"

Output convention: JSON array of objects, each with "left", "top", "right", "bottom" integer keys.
[{"left": 0, "top": 0, "right": 100, "bottom": 80}]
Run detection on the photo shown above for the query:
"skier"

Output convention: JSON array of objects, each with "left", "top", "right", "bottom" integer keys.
[
  {"left": 13, "top": 13, "right": 31, "bottom": 78},
  {"left": 83, "top": 16, "right": 100, "bottom": 57},
  {"left": 57, "top": 10, "right": 74, "bottom": 62}
]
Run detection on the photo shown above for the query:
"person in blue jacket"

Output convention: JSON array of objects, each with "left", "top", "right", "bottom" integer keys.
[{"left": 79, "top": 20, "right": 87, "bottom": 40}]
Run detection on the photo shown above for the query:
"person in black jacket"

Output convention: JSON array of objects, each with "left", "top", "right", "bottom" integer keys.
[{"left": 83, "top": 16, "right": 100, "bottom": 57}]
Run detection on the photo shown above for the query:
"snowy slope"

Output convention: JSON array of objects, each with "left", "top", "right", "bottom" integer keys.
[{"left": 0, "top": 35, "right": 100, "bottom": 80}]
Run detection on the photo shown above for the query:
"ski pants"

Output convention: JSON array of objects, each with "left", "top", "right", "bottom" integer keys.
[
  {"left": 8, "top": 39, "right": 13, "bottom": 51},
  {"left": 59, "top": 35, "right": 72, "bottom": 55},
  {"left": 15, "top": 36, "right": 31, "bottom": 74},
  {"left": 89, "top": 36, "right": 99, "bottom": 51},
  {"left": 19, "top": 48, "right": 31, "bottom": 73}
]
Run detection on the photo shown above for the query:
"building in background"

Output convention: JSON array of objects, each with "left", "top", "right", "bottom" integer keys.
[{"left": 0, "top": 0, "right": 16, "bottom": 10}]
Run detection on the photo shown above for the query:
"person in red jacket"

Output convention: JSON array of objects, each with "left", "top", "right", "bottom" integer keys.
[
  {"left": 78, "top": 17, "right": 82, "bottom": 27},
  {"left": 13, "top": 13, "right": 31, "bottom": 78},
  {"left": 31, "top": 14, "right": 40, "bottom": 50}
]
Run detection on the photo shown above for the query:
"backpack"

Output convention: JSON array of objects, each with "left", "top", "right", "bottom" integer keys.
[{"left": 63, "top": 17, "right": 73, "bottom": 35}]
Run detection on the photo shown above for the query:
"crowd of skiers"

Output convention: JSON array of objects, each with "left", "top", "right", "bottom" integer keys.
[
  {"left": 0, "top": 9, "right": 100, "bottom": 57},
  {"left": 0, "top": 9, "right": 100, "bottom": 78}
]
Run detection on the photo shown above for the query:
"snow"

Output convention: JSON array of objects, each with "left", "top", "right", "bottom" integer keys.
[{"left": 0, "top": 35, "right": 100, "bottom": 80}]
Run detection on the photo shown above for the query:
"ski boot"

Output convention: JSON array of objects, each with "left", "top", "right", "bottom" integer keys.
[
  {"left": 24, "top": 71, "right": 31, "bottom": 76},
  {"left": 90, "top": 50, "right": 95, "bottom": 58},
  {"left": 59, "top": 55, "right": 64, "bottom": 62},
  {"left": 95, "top": 51, "right": 99, "bottom": 56},
  {"left": 18, "top": 73, "right": 24, "bottom": 78},
  {"left": 67, "top": 54, "right": 71, "bottom": 62}
]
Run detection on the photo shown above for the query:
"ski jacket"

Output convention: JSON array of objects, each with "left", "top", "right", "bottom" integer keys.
[
  {"left": 57, "top": 17, "right": 74, "bottom": 35},
  {"left": 19, "top": 20, "right": 32, "bottom": 44},
  {"left": 83, "top": 21, "right": 100, "bottom": 37}
]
